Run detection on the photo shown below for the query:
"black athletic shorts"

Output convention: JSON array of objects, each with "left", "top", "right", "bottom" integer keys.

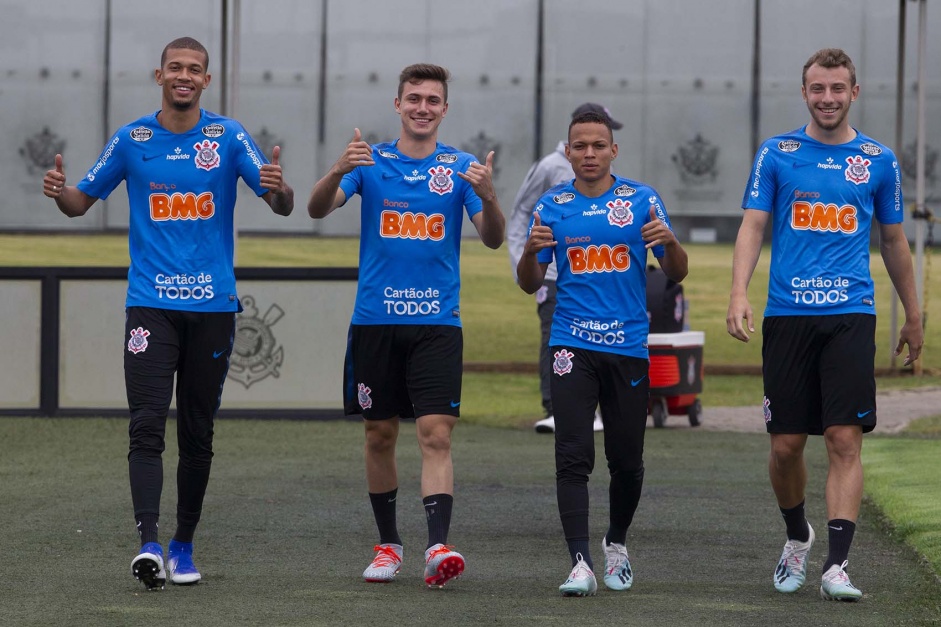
[
  {"left": 344, "top": 324, "right": 463, "bottom": 420},
  {"left": 762, "top": 314, "right": 877, "bottom": 435}
]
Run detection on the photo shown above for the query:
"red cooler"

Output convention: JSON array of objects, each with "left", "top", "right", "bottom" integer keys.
[{"left": 647, "top": 331, "right": 704, "bottom": 428}]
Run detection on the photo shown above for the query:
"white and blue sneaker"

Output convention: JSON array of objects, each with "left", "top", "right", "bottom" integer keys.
[
  {"left": 601, "top": 536, "right": 633, "bottom": 591},
  {"left": 773, "top": 523, "right": 815, "bottom": 593},
  {"left": 820, "top": 560, "right": 863, "bottom": 601},
  {"left": 559, "top": 553, "right": 597, "bottom": 597},
  {"left": 131, "top": 542, "right": 166, "bottom": 590},
  {"left": 167, "top": 539, "right": 201, "bottom": 585}
]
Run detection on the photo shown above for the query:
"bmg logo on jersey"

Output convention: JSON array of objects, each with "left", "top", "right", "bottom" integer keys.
[
  {"left": 567, "top": 244, "right": 630, "bottom": 274},
  {"left": 790, "top": 201, "right": 857, "bottom": 234},
  {"left": 380, "top": 210, "right": 445, "bottom": 240},
  {"left": 150, "top": 192, "right": 215, "bottom": 221}
]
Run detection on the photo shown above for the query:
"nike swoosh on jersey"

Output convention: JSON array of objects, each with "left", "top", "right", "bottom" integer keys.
[
  {"left": 381, "top": 172, "right": 398, "bottom": 180},
  {"left": 142, "top": 154, "right": 162, "bottom": 161}
]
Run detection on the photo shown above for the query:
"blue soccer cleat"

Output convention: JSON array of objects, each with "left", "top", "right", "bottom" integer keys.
[
  {"left": 167, "top": 539, "right": 202, "bottom": 585},
  {"left": 601, "top": 536, "right": 633, "bottom": 591},
  {"left": 131, "top": 542, "right": 166, "bottom": 590}
]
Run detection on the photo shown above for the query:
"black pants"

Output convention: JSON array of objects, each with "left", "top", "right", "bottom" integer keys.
[
  {"left": 124, "top": 307, "right": 235, "bottom": 533},
  {"left": 550, "top": 347, "right": 648, "bottom": 544}
]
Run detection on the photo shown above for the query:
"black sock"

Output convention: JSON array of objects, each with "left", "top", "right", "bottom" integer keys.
[
  {"left": 136, "top": 513, "right": 159, "bottom": 546},
  {"left": 566, "top": 539, "right": 593, "bottom": 570},
  {"left": 369, "top": 489, "right": 402, "bottom": 546},
  {"left": 424, "top": 493, "right": 453, "bottom": 549},
  {"left": 823, "top": 519, "right": 856, "bottom": 572},
  {"left": 780, "top": 501, "right": 810, "bottom": 542}
]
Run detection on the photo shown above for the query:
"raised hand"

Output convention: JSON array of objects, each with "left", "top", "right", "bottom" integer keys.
[
  {"left": 457, "top": 150, "right": 496, "bottom": 202},
  {"left": 43, "top": 154, "right": 66, "bottom": 198},
  {"left": 260, "top": 145, "right": 286, "bottom": 193},
  {"left": 641, "top": 205, "right": 676, "bottom": 249},
  {"left": 335, "top": 128, "right": 374, "bottom": 174},
  {"left": 522, "top": 211, "right": 556, "bottom": 256}
]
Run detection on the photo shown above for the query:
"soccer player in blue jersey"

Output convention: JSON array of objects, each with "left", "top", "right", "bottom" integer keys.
[
  {"left": 306, "top": 63, "right": 504, "bottom": 588},
  {"left": 42, "top": 36, "right": 294, "bottom": 590},
  {"left": 517, "top": 111, "right": 688, "bottom": 596},
  {"left": 727, "top": 48, "right": 922, "bottom": 602},
  {"left": 508, "top": 103, "right": 622, "bottom": 435}
]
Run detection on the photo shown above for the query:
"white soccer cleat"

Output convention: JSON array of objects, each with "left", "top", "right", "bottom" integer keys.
[
  {"left": 820, "top": 560, "right": 863, "bottom": 601},
  {"left": 773, "top": 523, "right": 815, "bottom": 593},
  {"left": 363, "top": 543, "right": 403, "bottom": 583},
  {"left": 559, "top": 553, "right": 597, "bottom": 597}
]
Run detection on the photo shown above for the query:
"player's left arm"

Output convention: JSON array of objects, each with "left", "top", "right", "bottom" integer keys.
[
  {"left": 260, "top": 145, "right": 294, "bottom": 216},
  {"left": 460, "top": 151, "right": 505, "bottom": 249},
  {"left": 879, "top": 221, "right": 923, "bottom": 365},
  {"left": 642, "top": 205, "right": 688, "bottom": 282}
]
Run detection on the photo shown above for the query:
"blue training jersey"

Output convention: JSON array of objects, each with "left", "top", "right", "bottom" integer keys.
[
  {"left": 77, "top": 109, "right": 270, "bottom": 312},
  {"left": 339, "top": 141, "right": 483, "bottom": 326},
  {"left": 742, "top": 126, "right": 902, "bottom": 317},
  {"left": 533, "top": 176, "right": 670, "bottom": 359}
]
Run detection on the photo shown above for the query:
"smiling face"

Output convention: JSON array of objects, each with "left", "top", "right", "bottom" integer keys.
[
  {"left": 566, "top": 121, "right": 617, "bottom": 185},
  {"left": 801, "top": 63, "right": 858, "bottom": 137},
  {"left": 394, "top": 79, "right": 448, "bottom": 142},
  {"left": 155, "top": 47, "right": 211, "bottom": 112}
]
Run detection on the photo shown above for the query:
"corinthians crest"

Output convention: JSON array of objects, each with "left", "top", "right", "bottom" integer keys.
[
  {"left": 672, "top": 134, "right": 719, "bottom": 185},
  {"left": 228, "top": 296, "right": 285, "bottom": 388},
  {"left": 20, "top": 126, "right": 66, "bottom": 175}
]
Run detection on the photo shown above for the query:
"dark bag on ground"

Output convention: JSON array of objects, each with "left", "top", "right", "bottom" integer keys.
[{"left": 646, "top": 264, "right": 685, "bottom": 333}]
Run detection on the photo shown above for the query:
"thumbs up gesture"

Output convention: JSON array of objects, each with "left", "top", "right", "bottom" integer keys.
[
  {"left": 336, "top": 127, "right": 374, "bottom": 174},
  {"left": 458, "top": 150, "right": 496, "bottom": 203},
  {"left": 43, "top": 153, "right": 66, "bottom": 198},
  {"left": 522, "top": 210, "right": 556, "bottom": 256},
  {"left": 641, "top": 203, "right": 676, "bottom": 249},
  {"left": 260, "top": 145, "right": 286, "bottom": 193}
]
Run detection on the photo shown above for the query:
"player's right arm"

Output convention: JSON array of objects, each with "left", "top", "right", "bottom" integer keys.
[
  {"left": 516, "top": 212, "right": 555, "bottom": 294},
  {"left": 726, "top": 208, "right": 768, "bottom": 342},
  {"left": 307, "top": 128, "right": 373, "bottom": 218},
  {"left": 43, "top": 153, "right": 97, "bottom": 217}
]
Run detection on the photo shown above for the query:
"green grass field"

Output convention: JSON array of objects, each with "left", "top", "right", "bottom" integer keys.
[{"left": 2, "top": 418, "right": 940, "bottom": 626}]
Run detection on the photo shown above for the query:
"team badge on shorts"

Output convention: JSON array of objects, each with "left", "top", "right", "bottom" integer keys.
[
  {"left": 553, "top": 349, "right": 575, "bottom": 376},
  {"left": 606, "top": 199, "right": 634, "bottom": 227},
  {"left": 844, "top": 155, "right": 871, "bottom": 185},
  {"left": 127, "top": 327, "right": 150, "bottom": 354},
  {"left": 194, "top": 139, "right": 221, "bottom": 171},
  {"left": 357, "top": 383, "right": 373, "bottom": 410},
  {"left": 762, "top": 396, "right": 772, "bottom": 424},
  {"left": 427, "top": 165, "right": 454, "bottom": 195}
]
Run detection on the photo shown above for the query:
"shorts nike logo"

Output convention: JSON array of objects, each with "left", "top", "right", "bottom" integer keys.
[
  {"left": 857, "top": 410, "right": 872, "bottom": 418},
  {"left": 631, "top": 375, "right": 647, "bottom": 387},
  {"left": 450, "top": 400, "right": 461, "bottom": 408},
  {"left": 213, "top": 350, "right": 227, "bottom": 358}
]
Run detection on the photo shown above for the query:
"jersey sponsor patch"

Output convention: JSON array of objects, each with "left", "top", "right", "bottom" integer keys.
[
  {"left": 427, "top": 165, "right": 454, "bottom": 195},
  {"left": 377, "top": 149, "right": 399, "bottom": 159},
  {"left": 127, "top": 326, "right": 151, "bottom": 354},
  {"left": 613, "top": 184, "right": 636, "bottom": 197},
  {"left": 130, "top": 127, "right": 153, "bottom": 142},
  {"left": 552, "top": 349, "right": 574, "bottom": 376},
  {"left": 435, "top": 153, "right": 458, "bottom": 163},
  {"left": 201, "top": 123, "right": 225, "bottom": 138},
  {"left": 844, "top": 155, "right": 871, "bottom": 185},
  {"left": 778, "top": 139, "right": 801, "bottom": 153},
  {"left": 194, "top": 140, "right": 221, "bottom": 171},
  {"left": 553, "top": 192, "right": 576, "bottom": 204},
  {"left": 606, "top": 199, "right": 634, "bottom": 227},
  {"left": 568, "top": 244, "right": 630, "bottom": 274},
  {"left": 357, "top": 383, "right": 373, "bottom": 410},
  {"left": 859, "top": 142, "right": 883, "bottom": 156}
]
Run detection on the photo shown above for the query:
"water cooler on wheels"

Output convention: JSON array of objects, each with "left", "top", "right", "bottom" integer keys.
[{"left": 645, "top": 265, "right": 704, "bottom": 428}]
